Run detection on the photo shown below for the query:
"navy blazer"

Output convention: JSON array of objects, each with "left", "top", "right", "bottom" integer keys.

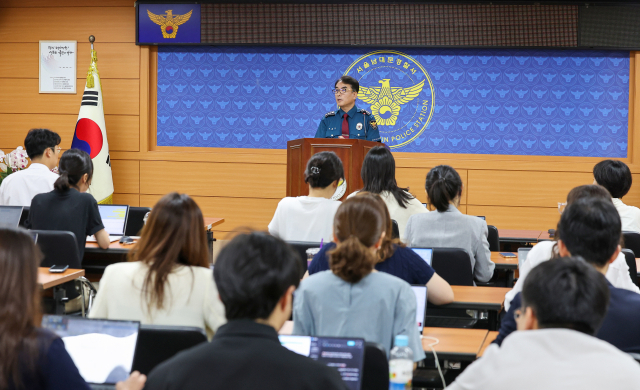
[{"left": 494, "top": 283, "right": 640, "bottom": 354}]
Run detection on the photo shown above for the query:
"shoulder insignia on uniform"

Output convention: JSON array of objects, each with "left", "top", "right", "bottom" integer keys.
[
  {"left": 359, "top": 109, "right": 371, "bottom": 116},
  {"left": 324, "top": 111, "right": 336, "bottom": 118},
  {"left": 369, "top": 120, "right": 378, "bottom": 130}
]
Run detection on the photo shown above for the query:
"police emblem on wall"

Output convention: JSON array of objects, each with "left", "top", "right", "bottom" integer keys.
[
  {"left": 138, "top": 4, "right": 200, "bottom": 44},
  {"left": 345, "top": 51, "right": 435, "bottom": 148}
]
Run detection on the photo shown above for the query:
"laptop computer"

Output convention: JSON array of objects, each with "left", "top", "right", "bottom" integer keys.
[
  {"left": 41, "top": 315, "right": 140, "bottom": 390},
  {"left": 0, "top": 205, "right": 23, "bottom": 228},
  {"left": 87, "top": 204, "right": 130, "bottom": 243},
  {"left": 279, "top": 335, "right": 365, "bottom": 390},
  {"left": 410, "top": 247, "right": 433, "bottom": 266},
  {"left": 411, "top": 285, "right": 428, "bottom": 333}
]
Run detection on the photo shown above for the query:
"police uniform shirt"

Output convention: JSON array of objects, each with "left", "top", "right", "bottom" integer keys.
[{"left": 314, "top": 105, "right": 381, "bottom": 142}]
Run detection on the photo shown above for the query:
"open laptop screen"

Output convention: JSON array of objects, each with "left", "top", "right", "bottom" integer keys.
[
  {"left": 279, "top": 335, "right": 365, "bottom": 390},
  {"left": 0, "top": 206, "right": 23, "bottom": 228},
  {"left": 97, "top": 205, "right": 129, "bottom": 236},
  {"left": 411, "top": 285, "right": 427, "bottom": 332},
  {"left": 410, "top": 247, "right": 433, "bottom": 266},
  {"left": 42, "top": 315, "right": 139, "bottom": 385}
]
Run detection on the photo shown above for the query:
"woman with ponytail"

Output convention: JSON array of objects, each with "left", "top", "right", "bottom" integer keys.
[
  {"left": 405, "top": 165, "right": 495, "bottom": 282},
  {"left": 27, "top": 148, "right": 109, "bottom": 256},
  {"left": 293, "top": 194, "right": 426, "bottom": 361}
]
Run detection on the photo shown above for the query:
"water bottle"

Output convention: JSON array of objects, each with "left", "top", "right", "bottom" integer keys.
[{"left": 389, "top": 334, "right": 413, "bottom": 390}]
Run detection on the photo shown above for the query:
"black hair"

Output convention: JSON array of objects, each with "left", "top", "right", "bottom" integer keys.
[
  {"left": 425, "top": 165, "right": 463, "bottom": 212},
  {"left": 213, "top": 232, "right": 301, "bottom": 320},
  {"left": 557, "top": 198, "right": 621, "bottom": 268},
  {"left": 521, "top": 257, "right": 610, "bottom": 336},
  {"left": 334, "top": 76, "right": 359, "bottom": 93},
  {"left": 593, "top": 160, "right": 632, "bottom": 198},
  {"left": 304, "top": 151, "right": 344, "bottom": 189},
  {"left": 361, "top": 146, "right": 413, "bottom": 208},
  {"left": 566, "top": 184, "right": 612, "bottom": 205},
  {"left": 54, "top": 149, "right": 93, "bottom": 192},
  {"left": 23, "top": 129, "right": 61, "bottom": 159}
]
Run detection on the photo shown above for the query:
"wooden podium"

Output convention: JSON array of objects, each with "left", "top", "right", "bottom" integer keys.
[{"left": 286, "top": 138, "right": 380, "bottom": 200}]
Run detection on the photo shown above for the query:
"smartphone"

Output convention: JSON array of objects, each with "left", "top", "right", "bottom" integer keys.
[
  {"left": 49, "top": 264, "right": 69, "bottom": 273},
  {"left": 499, "top": 252, "right": 517, "bottom": 258}
]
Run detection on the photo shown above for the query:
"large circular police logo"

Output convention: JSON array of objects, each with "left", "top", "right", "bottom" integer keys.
[{"left": 344, "top": 51, "right": 435, "bottom": 148}]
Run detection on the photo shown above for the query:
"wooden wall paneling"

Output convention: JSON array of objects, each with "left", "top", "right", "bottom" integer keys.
[
  {"left": 0, "top": 79, "right": 139, "bottom": 115},
  {"left": 467, "top": 170, "right": 595, "bottom": 208},
  {"left": 0, "top": 43, "right": 139, "bottom": 79},
  {"left": 140, "top": 46, "right": 150, "bottom": 153},
  {"left": 111, "top": 160, "right": 139, "bottom": 194},
  {"left": 466, "top": 205, "right": 560, "bottom": 231},
  {"left": 396, "top": 167, "right": 468, "bottom": 204},
  {"left": 140, "top": 194, "right": 280, "bottom": 232},
  {"left": 139, "top": 161, "right": 286, "bottom": 199},
  {"left": 0, "top": 114, "right": 139, "bottom": 152},
  {"left": 113, "top": 193, "right": 140, "bottom": 207},
  {"left": 0, "top": 7, "right": 134, "bottom": 43},
  {"left": 0, "top": 0, "right": 131, "bottom": 7}
]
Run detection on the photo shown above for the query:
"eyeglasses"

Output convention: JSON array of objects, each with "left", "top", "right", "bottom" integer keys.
[
  {"left": 332, "top": 87, "right": 353, "bottom": 95},
  {"left": 558, "top": 202, "right": 567, "bottom": 214}
]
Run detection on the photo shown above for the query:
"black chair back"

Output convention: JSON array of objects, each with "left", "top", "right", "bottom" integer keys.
[
  {"left": 286, "top": 241, "right": 322, "bottom": 277},
  {"left": 19, "top": 206, "right": 29, "bottom": 228},
  {"left": 432, "top": 248, "right": 474, "bottom": 286},
  {"left": 363, "top": 342, "right": 388, "bottom": 390},
  {"left": 391, "top": 220, "right": 400, "bottom": 240},
  {"left": 132, "top": 325, "right": 207, "bottom": 375},
  {"left": 623, "top": 231, "right": 640, "bottom": 259},
  {"left": 31, "top": 230, "right": 81, "bottom": 268},
  {"left": 125, "top": 207, "right": 151, "bottom": 236},
  {"left": 487, "top": 225, "right": 500, "bottom": 252},
  {"left": 621, "top": 248, "right": 639, "bottom": 288}
]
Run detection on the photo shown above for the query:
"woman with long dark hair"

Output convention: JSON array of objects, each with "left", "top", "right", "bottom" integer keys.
[
  {"left": 0, "top": 228, "right": 145, "bottom": 390},
  {"left": 90, "top": 193, "right": 226, "bottom": 336},
  {"left": 293, "top": 195, "right": 425, "bottom": 361},
  {"left": 349, "top": 146, "right": 427, "bottom": 240},
  {"left": 405, "top": 165, "right": 495, "bottom": 283}
]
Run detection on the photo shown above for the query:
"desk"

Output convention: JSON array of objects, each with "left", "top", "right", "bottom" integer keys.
[
  {"left": 38, "top": 267, "right": 85, "bottom": 289},
  {"left": 497, "top": 229, "right": 542, "bottom": 244},
  {"left": 422, "top": 327, "right": 489, "bottom": 361},
  {"left": 204, "top": 217, "right": 225, "bottom": 231},
  {"left": 439, "top": 286, "right": 509, "bottom": 330},
  {"left": 491, "top": 252, "right": 517, "bottom": 287},
  {"left": 538, "top": 231, "right": 554, "bottom": 241},
  {"left": 478, "top": 331, "right": 499, "bottom": 358}
]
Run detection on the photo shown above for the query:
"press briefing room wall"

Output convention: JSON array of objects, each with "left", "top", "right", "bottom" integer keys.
[{"left": 1, "top": 0, "right": 639, "bottom": 236}]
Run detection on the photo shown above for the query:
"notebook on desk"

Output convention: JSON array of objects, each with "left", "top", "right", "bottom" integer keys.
[
  {"left": 279, "top": 335, "right": 365, "bottom": 390},
  {"left": 42, "top": 315, "right": 140, "bottom": 390},
  {"left": 87, "top": 205, "right": 129, "bottom": 243},
  {"left": 0, "top": 205, "right": 23, "bottom": 228}
]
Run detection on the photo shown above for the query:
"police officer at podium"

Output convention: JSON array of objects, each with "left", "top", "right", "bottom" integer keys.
[{"left": 315, "top": 76, "right": 381, "bottom": 142}]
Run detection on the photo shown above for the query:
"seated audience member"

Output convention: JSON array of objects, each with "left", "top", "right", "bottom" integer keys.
[
  {"left": 0, "top": 129, "right": 60, "bottom": 206},
  {"left": 347, "top": 146, "right": 427, "bottom": 240},
  {"left": 496, "top": 198, "right": 640, "bottom": 354},
  {"left": 504, "top": 185, "right": 639, "bottom": 312},
  {"left": 293, "top": 196, "right": 425, "bottom": 361},
  {"left": 143, "top": 232, "right": 347, "bottom": 390},
  {"left": 309, "top": 192, "right": 454, "bottom": 305},
  {"left": 90, "top": 193, "right": 226, "bottom": 335},
  {"left": 447, "top": 257, "right": 640, "bottom": 390},
  {"left": 268, "top": 151, "right": 343, "bottom": 242},
  {"left": 593, "top": 159, "right": 640, "bottom": 233},
  {"left": 0, "top": 228, "right": 146, "bottom": 390},
  {"left": 405, "top": 165, "right": 495, "bottom": 283}
]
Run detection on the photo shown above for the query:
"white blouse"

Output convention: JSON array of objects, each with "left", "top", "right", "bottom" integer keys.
[{"left": 268, "top": 196, "right": 341, "bottom": 242}]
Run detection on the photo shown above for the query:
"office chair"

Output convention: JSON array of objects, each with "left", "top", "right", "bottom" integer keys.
[
  {"left": 391, "top": 220, "right": 400, "bottom": 240},
  {"left": 31, "top": 230, "right": 97, "bottom": 316},
  {"left": 19, "top": 206, "right": 29, "bottom": 227},
  {"left": 623, "top": 231, "right": 640, "bottom": 258},
  {"left": 286, "top": 241, "right": 322, "bottom": 277},
  {"left": 363, "top": 342, "right": 388, "bottom": 390},
  {"left": 487, "top": 225, "right": 500, "bottom": 252},
  {"left": 431, "top": 248, "right": 474, "bottom": 286},
  {"left": 621, "top": 248, "right": 639, "bottom": 288},
  {"left": 125, "top": 206, "right": 151, "bottom": 236},
  {"left": 132, "top": 325, "right": 207, "bottom": 375}
]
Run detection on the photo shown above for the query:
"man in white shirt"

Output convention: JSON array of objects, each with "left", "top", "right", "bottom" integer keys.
[
  {"left": 447, "top": 256, "right": 640, "bottom": 390},
  {"left": 0, "top": 129, "right": 60, "bottom": 206},
  {"left": 593, "top": 159, "right": 640, "bottom": 233}
]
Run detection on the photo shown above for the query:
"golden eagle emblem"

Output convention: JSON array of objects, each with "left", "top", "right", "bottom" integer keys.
[
  {"left": 147, "top": 9, "right": 193, "bottom": 39},
  {"left": 358, "top": 79, "right": 425, "bottom": 126}
]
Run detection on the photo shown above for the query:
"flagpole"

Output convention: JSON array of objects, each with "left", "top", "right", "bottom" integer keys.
[{"left": 89, "top": 35, "right": 94, "bottom": 51}]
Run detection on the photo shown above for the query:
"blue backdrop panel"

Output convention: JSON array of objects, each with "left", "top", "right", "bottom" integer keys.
[{"left": 157, "top": 46, "right": 629, "bottom": 157}]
